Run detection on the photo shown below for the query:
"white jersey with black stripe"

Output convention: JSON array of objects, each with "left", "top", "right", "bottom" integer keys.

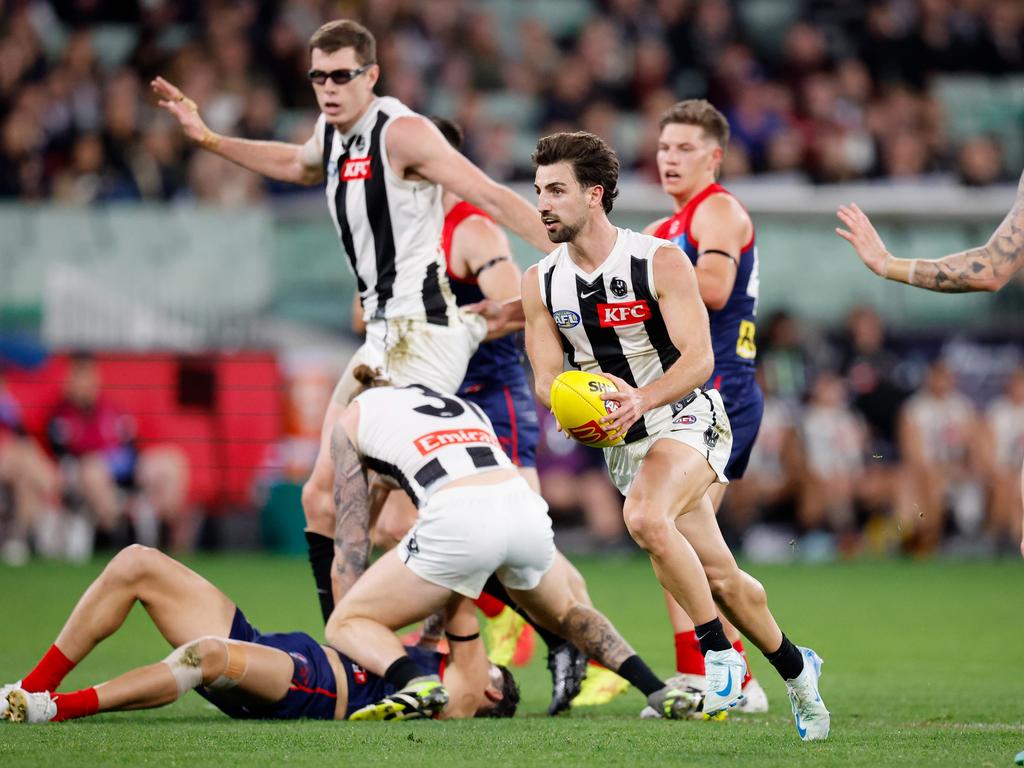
[
  {"left": 354, "top": 385, "right": 514, "bottom": 507},
  {"left": 314, "top": 97, "right": 458, "bottom": 325},
  {"left": 537, "top": 227, "right": 684, "bottom": 443}
]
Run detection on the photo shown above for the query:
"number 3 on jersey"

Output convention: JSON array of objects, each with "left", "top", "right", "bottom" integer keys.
[{"left": 736, "top": 320, "right": 757, "bottom": 360}]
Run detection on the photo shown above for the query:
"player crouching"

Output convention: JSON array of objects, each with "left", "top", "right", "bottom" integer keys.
[{"left": 324, "top": 382, "right": 698, "bottom": 721}]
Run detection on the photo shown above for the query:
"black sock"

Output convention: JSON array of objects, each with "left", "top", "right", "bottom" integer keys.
[
  {"left": 384, "top": 655, "right": 425, "bottom": 690},
  {"left": 765, "top": 634, "right": 804, "bottom": 681},
  {"left": 616, "top": 655, "right": 665, "bottom": 697},
  {"left": 305, "top": 531, "right": 335, "bottom": 625},
  {"left": 694, "top": 618, "right": 731, "bottom": 654},
  {"left": 482, "top": 574, "right": 566, "bottom": 651}
]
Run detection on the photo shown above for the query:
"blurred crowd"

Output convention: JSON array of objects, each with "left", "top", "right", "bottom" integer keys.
[
  {"left": 2, "top": 307, "right": 1022, "bottom": 565},
  {"left": 3, "top": 0, "right": 1024, "bottom": 202}
]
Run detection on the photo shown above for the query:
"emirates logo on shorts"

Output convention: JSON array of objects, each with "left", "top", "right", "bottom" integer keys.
[
  {"left": 341, "top": 157, "right": 372, "bottom": 180},
  {"left": 350, "top": 662, "right": 368, "bottom": 685}
]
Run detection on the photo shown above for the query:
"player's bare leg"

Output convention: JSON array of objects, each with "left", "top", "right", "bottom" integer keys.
[
  {"left": 7, "top": 545, "right": 237, "bottom": 700},
  {"left": 674, "top": 494, "right": 829, "bottom": 738},
  {"left": 326, "top": 548, "right": 454, "bottom": 720},
  {"left": 5, "top": 637, "right": 297, "bottom": 724},
  {"left": 505, "top": 556, "right": 698, "bottom": 719},
  {"left": 622, "top": 440, "right": 719, "bottom": 625},
  {"left": 302, "top": 394, "right": 356, "bottom": 623},
  {"left": 661, "top": 481, "right": 768, "bottom": 713}
]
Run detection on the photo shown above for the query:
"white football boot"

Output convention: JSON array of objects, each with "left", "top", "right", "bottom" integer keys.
[
  {"left": 737, "top": 676, "right": 769, "bottom": 713},
  {"left": 0, "top": 680, "right": 20, "bottom": 718},
  {"left": 3, "top": 686, "right": 57, "bottom": 723},
  {"left": 785, "top": 647, "right": 829, "bottom": 741},
  {"left": 702, "top": 648, "right": 746, "bottom": 714}
]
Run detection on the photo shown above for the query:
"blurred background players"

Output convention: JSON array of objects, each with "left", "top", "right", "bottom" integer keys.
[{"left": 643, "top": 99, "right": 769, "bottom": 712}]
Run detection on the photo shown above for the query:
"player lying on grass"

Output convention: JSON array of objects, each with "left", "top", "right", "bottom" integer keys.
[
  {"left": 322, "top": 379, "right": 700, "bottom": 721},
  {"left": 0, "top": 545, "right": 518, "bottom": 724}
]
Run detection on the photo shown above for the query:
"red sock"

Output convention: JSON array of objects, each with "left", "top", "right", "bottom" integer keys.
[
  {"left": 674, "top": 630, "right": 705, "bottom": 676},
  {"left": 733, "top": 639, "right": 753, "bottom": 689},
  {"left": 22, "top": 645, "right": 76, "bottom": 693},
  {"left": 52, "top": 687, "right": 99, "bottom": 722},
  {"left": 474, "top": 593, "right": 505, "bottom": 619}
]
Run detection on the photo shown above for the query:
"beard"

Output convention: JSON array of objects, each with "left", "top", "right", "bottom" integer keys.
[{"left": 546, "top": 218, "right": 582, "bottom": 243}]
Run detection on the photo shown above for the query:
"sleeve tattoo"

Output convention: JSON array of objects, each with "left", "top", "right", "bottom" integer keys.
[
  {"left": 330, "top": 426, "right": 372, "bottom": 600},
  {"left": 562, "top": 604, "right": 635, "bottom": 670},
  {"left": 910, "top": 174, "right": 1024, "bottom": 293}
]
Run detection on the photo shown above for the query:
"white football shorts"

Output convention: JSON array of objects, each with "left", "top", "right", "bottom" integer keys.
[
  {"left": 333, "top": 310, "right": 487, "bottom": 404},
  {"left": 604, "top": 388, "right": 732, "bottom": 496},
  {"left": 397, "top": 476, "right": 555, "bottom": 598}
]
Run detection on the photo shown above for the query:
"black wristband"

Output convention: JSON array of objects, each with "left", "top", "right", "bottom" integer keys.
[{"left": 445, "top": 631, "right": 481, "bottom": 642}]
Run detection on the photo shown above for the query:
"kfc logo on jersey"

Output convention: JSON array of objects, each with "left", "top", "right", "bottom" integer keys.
[
  {"left": 414, "top": 428, "right": 499, "bottom": 455},
  {"left": 597, "top": 300, "right": 651, "bottom": 327},
  {"left": 350, "top": 662, "right": 368, "bottom": 685},
  {"left": 341, "top": 157, "right": 373, "bottom": 180}
]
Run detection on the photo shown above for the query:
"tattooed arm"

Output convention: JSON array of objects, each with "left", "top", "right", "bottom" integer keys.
[
  {"left": 330, "top": 417, "right": 372, "bottom": 602},
  {"left": 836, "top": 171, "right": 1024, "bottom": 293}
]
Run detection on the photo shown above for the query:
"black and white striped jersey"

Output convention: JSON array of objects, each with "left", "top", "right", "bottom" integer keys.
[
  {"left": 314, "top": 97, "right": 457, "bottom": 325},
  {"left": 354, "top": 384, "right": 513, "bottom": 506},
  {"left": 537, "top": 227, "right": 685, "bottom": 443}
]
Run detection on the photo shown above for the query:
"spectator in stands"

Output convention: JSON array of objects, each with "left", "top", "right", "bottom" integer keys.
[
  {"left": 985, "top": 367, "right": 1024, "bottom": 552},
  {"left": 47, "top": 352, "right": 190, "bottom": 553},
  {"left": 0, "top": 370, "right": 58, "bottom": 565},
  {"left": 956, "top": 134, "right": 1007, "bottom": 187},
  {"left": 721, "top": 368, "right": 804, "bottom": 538},
  {"left": 898, "top": 359, "right": 990, "bottom": 554},
  {"left": 798, "top": 371, "right": 866, "bottom": 554},
  {"left": 534, "top": 406, "right": 626, "bottom": 551}
]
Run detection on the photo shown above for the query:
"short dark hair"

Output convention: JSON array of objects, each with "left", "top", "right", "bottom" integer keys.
[
  {"left": 430, "top": 116, "right": 463, "bottom": 151},
  {"left": 480, "top": 665, "right": 520, "bottom": 718},
  {"left": 532, "top": 131, "right": 619, "bottom": 214},
  {"left": 658, "top": 99, "right": 730, "bottom": 148},
  {"left": 308, "top": 20, "right": 376, "bottom": 65}
]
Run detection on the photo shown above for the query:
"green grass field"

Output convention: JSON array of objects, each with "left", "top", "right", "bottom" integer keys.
[{"left": 1, "top": 553, "right": 1022, "bottom": 767}]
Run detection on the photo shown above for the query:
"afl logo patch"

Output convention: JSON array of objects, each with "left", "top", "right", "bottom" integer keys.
[
  {"left": 327, "top": 161, "right": 338, "bottom": 178},
  {"left": 553, "top": 309, "right": 581, "bottom": 328},
  {"left": 610, "top": 277, "right": 628, "bottom": 298},
  {"left": 674, "top": 414, "right": 697, "bottom": 425}
]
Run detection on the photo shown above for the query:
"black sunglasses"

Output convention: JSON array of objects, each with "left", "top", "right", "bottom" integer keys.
[{"left": 307, "top": 64, "right": 374, "bottom": 85}]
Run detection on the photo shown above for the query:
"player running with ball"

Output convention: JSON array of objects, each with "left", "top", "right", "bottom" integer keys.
[{"left": 521, "top": 131, "right": 829, "bottom": 739}]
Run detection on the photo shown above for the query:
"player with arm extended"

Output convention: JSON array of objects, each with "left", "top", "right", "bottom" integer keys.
[
  {"left": 641, "top": 99, "right": 768, "bottom": 713},
  {"left": 522, "top": 131, "right": 828, "bottom": 739},
  {"left": 835, "top": 170, "right": 1024, "bottom": 557},
  {"left": 0, "top": 546, "right": 518, "bottom": 724},
  {"left": 323, "top": 382, "right": 700, "bottom": 722},
  {"left": 152, "top": 19, "right": 550, "bottom": 627}
]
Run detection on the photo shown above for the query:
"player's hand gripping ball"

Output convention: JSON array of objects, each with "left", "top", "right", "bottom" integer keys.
[{"left": 550, "top": 370, "right": 625, "bottom": 449}]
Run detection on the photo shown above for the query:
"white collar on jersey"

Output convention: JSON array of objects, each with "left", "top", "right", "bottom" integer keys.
[
  {"left": 338, "top": 96, "right": 384, "bottom": 147},
  {"left": 560, "top": 227, "right": 626, "bottom": 282}
]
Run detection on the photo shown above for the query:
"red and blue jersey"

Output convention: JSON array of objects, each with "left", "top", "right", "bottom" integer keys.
[
  {"left": 443, "top": 201, "right": 527, "bottom": 394},
  {"left": 654, "top": 183, "right": 759, "bottom": 386}
]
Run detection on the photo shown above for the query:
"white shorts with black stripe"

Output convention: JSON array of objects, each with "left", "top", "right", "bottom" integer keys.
[
  {"left": 603, "top": 388, "right": 732, "bottom": 497},
  {"left": 397, "top": 476, "right": 555, "bottom": 598},
  {"left": 332, "top": 310, "right": 488, "bottom": 404}
]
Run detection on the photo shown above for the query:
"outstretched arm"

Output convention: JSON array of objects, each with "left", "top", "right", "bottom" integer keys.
[
  {"left": 836, "top": 172, "right": 1024, "bottom": 292},
  {"left": 330, "top": 406, "right": 372, "bottom": 602},
  {"left": 386, "top": 116, "right": 551, "bottom": 252},
  {"left": 151, "top": 77, "right": 323, "bottom": 186}
]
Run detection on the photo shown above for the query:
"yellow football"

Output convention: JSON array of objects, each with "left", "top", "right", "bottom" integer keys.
[{"left": 549, "top": 370, "right": 624, "bottom": 449}]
